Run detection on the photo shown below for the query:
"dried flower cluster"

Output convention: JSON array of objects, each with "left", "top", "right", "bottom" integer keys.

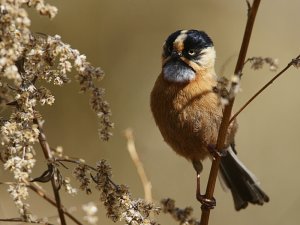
[
  {"left": 161, "top": 198, "right": 200, "bottom": 225},
  {"left": 62, "top": 177, "right": 77, "bottom": 196},
  {"left": 215, "top": 56, "right": 280, "bottom": 106},
  {"left": 72, "top": 159, "right": 160, "bottom": 225},
  {"left": 213, "top": 76, "right": 230, "bottom": 105},
  {"left": 25, "top": 33, "right": 113, "bottom": 140},
  {"left": 247, "top": 57, "right": 279, "bottom": 71},
  {"left": 292, "top": 57, "right": 300, "bottom": 68},
  {"left": 73, "top": 163, "right": 92, "bottom": 194},
  {"left": 0, "top": 0, "right": 112, "bottom": 221},
  {"left": 213, "top": 75, "right": 240, "bottom": 106}
]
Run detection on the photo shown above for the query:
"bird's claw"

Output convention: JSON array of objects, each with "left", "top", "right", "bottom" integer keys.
[
  {"left": 197, "top": 194, "right": 216, "bottom": 209},
  {"left": 208, "top": 144, "right": 227, "bottom": 159}
]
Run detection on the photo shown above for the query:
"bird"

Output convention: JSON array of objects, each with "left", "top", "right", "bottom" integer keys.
[{"left": 150, "top": 29, "right": 269, "bottom": 210}]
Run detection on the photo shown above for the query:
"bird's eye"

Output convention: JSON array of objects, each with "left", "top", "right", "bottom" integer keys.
[{"left": 188, "top": 49, "right": 196, "bottom": 56}]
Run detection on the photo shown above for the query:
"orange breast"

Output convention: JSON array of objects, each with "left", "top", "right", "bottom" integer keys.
[{"left": 150, "top": 73, "right": 224, "bottom": 161}]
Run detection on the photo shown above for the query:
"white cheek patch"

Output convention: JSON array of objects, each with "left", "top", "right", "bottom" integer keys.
[
  {"left": 196, "top": 47, "right": 216, "bottom": 68},
  {"left": 163, "top": 61, "right": 196, "bottom": 83}
]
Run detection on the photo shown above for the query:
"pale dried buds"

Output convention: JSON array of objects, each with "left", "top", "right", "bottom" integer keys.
[
  {"left": 247, "top": 57, "right": 279, "bottom": 71},
  {"left": 213, "top": 76, "right": 230, "bottom": 106},
  {"left": 73, "top": 160, "right": 160, "bottom": 224},
  {"left": 292, "top": 57, "right": 300, "bottom": 68},
  {"left": 82, "top": 202, "right": 99, "bottom": 225}
]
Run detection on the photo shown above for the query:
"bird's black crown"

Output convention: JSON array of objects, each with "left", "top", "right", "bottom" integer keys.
[
  {"left": 183, "top": 30, "right": 213, "bottom": 50},
  {"left": 164, "top": 30, "right": 213, "bottom": 56}
]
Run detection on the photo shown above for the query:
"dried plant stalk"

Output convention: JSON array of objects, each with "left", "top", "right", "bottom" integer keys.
[
  {"left": 200, "top": 1, "right": 261, "bottom": 225},
  {"left": 124, "top": 128, "right": 153, "bottom": 202}
]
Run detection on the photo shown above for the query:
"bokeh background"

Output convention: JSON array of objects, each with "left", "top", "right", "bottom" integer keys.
[{"left": 1, "top": 0, "right": 300, "bottom": 224}]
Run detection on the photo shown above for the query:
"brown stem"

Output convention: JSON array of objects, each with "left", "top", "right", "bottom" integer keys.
[
  {"left": 229, "top": 54, "right": 300, "bottom": 124},
  {"left": 34, "top": 119, "right": 67, "bottom": 225},
  {"left": 27, "top": 182, "right": 83, "bottom": 225},
  {"left": 0, "top": 181, "right": 82, "bottom": 224},
  {"left": 200, "top": 1, "right": 261, "bottom": 225},
  {"left": 0, "top": 217, "right": 54, "bottom": 225}
]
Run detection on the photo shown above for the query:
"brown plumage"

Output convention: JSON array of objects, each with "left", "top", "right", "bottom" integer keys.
[
  {"left": 151, "top": 71, "right": 232, "bottom": 161},
  {"left": 150, "top": 29, "right": 269, "bottom": 210}
]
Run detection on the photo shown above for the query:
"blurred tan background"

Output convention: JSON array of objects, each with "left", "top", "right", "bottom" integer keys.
[{"left": 1, "top": 0, "right": 300, "bottom": 224}]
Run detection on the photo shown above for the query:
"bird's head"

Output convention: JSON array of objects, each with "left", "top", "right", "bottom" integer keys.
[{"left": 162, "top": 30, "right": 215, "bottom": 83}]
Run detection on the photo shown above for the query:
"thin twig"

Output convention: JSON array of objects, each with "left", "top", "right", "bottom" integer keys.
[
  {"left": 33, "top": 119, "right": 67, "bottom": 225},
  {"left": 0, "top": 180, "right": 82, "bottom": 224},
  {"left": 200, "top": 1, "right": 261, "bottom": 225},
  {"left": 0, "top": 181, "right": 17, "bottom": 185},
  {"left": 54, "top": 158, "right": 118, "bottom": 189},
  {"left": 124, "top": 128, "right": 153, "bottom": 202},
  {"left": 0, "top": 217, "right": 54, "bottom": 225},
  {"left": 229, "top": 54, "right": 300, "bottom": 124},
  {"left": 28, "top": 182, "right": 83, "bottom": 225}
]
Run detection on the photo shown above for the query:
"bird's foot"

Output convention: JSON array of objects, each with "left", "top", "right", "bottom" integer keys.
[
  {"left": 196, "top": 194, "right": 216, "bottom": 209},
  {"left": 208, "top": 144, "right": 227, "bottom": 159}
]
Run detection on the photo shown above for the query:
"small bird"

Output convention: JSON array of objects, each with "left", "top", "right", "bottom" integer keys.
[{"left": 150, "top": 29, "right": 269, "bottom": 210}]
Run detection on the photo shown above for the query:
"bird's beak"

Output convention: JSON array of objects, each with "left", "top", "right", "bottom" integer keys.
[{"left": 171, "top": 50, "right": 182, "bottom": 58}]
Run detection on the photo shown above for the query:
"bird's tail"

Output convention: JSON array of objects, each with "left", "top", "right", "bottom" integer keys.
[{"left": 219, "top": 144, "right": 269, "bottom": 210}]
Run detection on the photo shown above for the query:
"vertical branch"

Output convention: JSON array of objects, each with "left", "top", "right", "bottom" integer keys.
[
  {"left": 200, "top": 1, "right": 261, "bottom": 225},
  {"left": 34, "top": 119, "right": 67, "bottom": 225}
]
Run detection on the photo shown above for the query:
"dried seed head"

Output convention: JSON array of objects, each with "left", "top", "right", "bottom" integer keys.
[
  {"left": 161, "top": 198, "right": 199, "bottom": 225},
  {"left": 248, "top": 56, "right": 279, "bottom": 71},
  {"left": 292, "top": 57, "right": 300, "bottom": 68}
]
